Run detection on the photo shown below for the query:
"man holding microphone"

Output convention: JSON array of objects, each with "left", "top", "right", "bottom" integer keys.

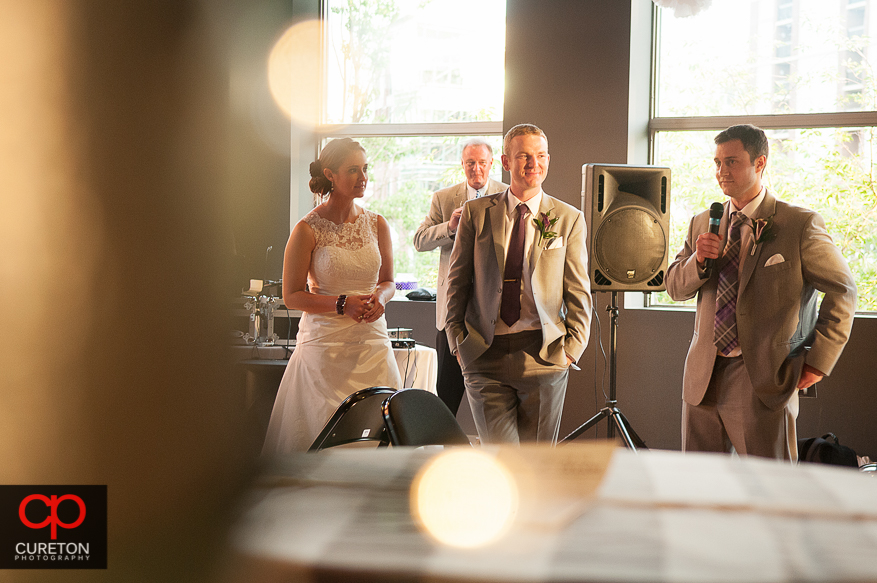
[{"left": 666, "top": 124, "right": 856, "bottom": 461}]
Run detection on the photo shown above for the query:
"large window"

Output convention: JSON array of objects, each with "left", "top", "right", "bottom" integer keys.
[
  {"left": 320, "top": 0, "right": 506, "bottom": 289},
  {"left": 353, "top": 134, "right": 503, "bottom": 287},
  {"left": 652, "top": 0, "right": 877, "bottom": 311}
]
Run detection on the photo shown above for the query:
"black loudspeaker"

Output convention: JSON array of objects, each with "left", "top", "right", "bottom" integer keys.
[{"left": 581, "top": 164, "right": 671, "bottom": 291}]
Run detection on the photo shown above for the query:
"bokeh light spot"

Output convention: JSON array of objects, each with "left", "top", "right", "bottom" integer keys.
[
  {"left": 267, "top": 20, "right": 320, "bottom": 127},
  {"left": 412, "top": 450, "right": 518, "bottom": 548}
]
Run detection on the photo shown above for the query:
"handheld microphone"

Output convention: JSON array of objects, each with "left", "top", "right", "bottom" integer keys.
[{"left": 705, "top": 202, "right": 724, "bottom": 275}]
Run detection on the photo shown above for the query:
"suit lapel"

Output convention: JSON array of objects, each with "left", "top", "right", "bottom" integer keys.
[
  {"left": 489, "top": 190, "right": 507, "bottom": 273},
  {"left": 529, "top": 195, "right": 555, "bottom": 272},
  {"left": 453, "top": 183, "right": 467, "bottom": 208},
  {"left": 739, "top": 190, "right": 777, "bottom": 294}
]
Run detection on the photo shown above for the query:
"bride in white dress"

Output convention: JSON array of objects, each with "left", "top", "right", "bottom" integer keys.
[{"left": 261, "top": 138, "right": 403, "bottom": 454}]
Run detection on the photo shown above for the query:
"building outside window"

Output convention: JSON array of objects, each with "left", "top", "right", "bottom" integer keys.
[
  {"left": 652, "top": 0, "right": 877, "bottom": 311},
  {"left": 320, "top": 0, "right": 506, "bottom": 289}
]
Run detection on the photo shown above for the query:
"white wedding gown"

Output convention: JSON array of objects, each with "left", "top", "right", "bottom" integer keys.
[{"left": 261, "top": 208, "right": 402, "bottom": 454}]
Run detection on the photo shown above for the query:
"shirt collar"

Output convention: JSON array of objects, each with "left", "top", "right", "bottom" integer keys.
[
  {"left": 506, "top": 188, "right": 543, "bottom": 218},
  {"left": 737, "top": 186, "right": 766, "bottom": 219},
  {"left": 467, "top": 182, "right": 486, "bottom": 200}
]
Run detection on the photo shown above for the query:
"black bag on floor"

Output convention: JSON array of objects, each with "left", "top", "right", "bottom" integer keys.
[{"left": 798, "top": 433, "right": 858, "bottom": 467}]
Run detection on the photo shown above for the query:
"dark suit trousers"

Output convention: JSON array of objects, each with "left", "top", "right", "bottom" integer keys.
[
  {"left": 435, "top": 327, "right": 466, "bottom": 415},
  {"left": 463, "top": 330, "right": 569, "bottom": 444}
]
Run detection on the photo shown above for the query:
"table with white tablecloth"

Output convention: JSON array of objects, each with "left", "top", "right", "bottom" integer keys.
[
  {"left": 232, "top": 344, "right": 438, "bottom": 452},
  {"left": 391, "top": 344, "right": 437, "bottom": 393}
]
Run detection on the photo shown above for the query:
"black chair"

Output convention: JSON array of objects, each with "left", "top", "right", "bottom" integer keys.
[
  {"left": 308, "top": 387, "right": 397, "bottom": 451},
  {"left": 382, "top": 389, "right": 470, "bottom": 447}
]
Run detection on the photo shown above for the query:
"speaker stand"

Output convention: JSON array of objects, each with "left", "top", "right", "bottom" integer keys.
[{"left": 560, "top": 291, "right": 647, "bottom": 450}]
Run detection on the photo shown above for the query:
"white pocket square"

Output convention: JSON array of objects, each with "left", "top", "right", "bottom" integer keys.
[
  {"left": 546, "top": 236, "right": 564, "bottom": 250},
  {"left": 764, "top": 253, "right": 785, "bottom": 267}
]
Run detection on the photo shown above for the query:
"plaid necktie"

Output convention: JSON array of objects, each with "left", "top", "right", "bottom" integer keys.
[
  {"left": 714, "top": 211, "right": 748, "bottom": 356},
  {"left": 500, "top": 203, "right": 530, "bottom": 327}
]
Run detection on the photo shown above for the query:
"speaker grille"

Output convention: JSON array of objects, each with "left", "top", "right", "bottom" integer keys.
[
  {"left": 593, "top": 208, "right": 666, "bottom": 285},
  {"left": 593, "top": 269, "right": 612, "bottom": 287}
]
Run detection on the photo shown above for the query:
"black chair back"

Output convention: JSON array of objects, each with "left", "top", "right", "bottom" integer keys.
[
  {"left": 308, "top": 387, "right": 397, "bottom": 451},
  {"left": 382, "top": 389, "right": 470, "bottom": 447}
]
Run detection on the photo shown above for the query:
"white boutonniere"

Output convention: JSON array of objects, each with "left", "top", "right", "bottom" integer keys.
[
  {"left": 750, "top": 216, "right": 776, "bottom": 255},
  {"left": 533, "top": 211, "right": 559, "bottom": 248}
]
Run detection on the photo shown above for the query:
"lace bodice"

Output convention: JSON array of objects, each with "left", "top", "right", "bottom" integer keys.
[{"left": 303, "top": 208, "right": 382, "bottom": 296}]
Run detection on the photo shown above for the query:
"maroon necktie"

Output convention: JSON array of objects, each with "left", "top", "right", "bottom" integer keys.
[{"left": 500, "top": 203, "right": 530, "bottom": 327}]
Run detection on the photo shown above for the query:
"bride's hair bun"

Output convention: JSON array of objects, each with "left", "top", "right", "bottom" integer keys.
[{"left": 308, "top": 160, "right": 331, "bottom": 195}]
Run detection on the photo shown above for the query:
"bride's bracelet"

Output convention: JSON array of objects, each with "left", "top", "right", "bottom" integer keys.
[{"left": 335, "top": 294, "right": 347, "bottom": 315}]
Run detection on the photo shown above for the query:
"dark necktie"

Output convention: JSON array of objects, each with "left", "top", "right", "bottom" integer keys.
[
  {"left": 500, "top": 203, "right": 530, "bottom": 327},
  {"left": 714, "top": 211, "right": 747, "bottom": 355}
]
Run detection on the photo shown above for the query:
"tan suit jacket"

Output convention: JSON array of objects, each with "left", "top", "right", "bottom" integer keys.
[
  {"left": 666, "top": 190, "right": 857, "bottom": 411},
  {"left": 414, "top": 178, "right": 507, "bottom": 329},
  {"left": 445, "top": 190, "right": 592, "bottom": 369}
]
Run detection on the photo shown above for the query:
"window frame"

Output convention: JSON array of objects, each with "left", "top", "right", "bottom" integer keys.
[
  {"left": 314, "top": 0, "right": 506, "bottom": 291},
  {"left": 319, "top": 122, "right": 503, "bottom": 138},
  {"left": 645, "top": 4, "right": 877, "bottom": 314}
]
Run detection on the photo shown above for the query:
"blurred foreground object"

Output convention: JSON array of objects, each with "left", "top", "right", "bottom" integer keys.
[
  {"left": 229, "top": 445, "right": 877, "bottom": 582},
  {"left": 0, "top": 1, "right": 252, "bottom": 581}
]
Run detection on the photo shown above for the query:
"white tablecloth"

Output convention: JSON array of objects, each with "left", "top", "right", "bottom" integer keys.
[
  {"left": 231, "top": 344, "right": 438, "bottom": 394},
  {"left": 392, "top": 344, "right": 437, "bottom": 393}
]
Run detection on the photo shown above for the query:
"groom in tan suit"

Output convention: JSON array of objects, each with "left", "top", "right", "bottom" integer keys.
[
  {"left": 445, "top": 124, "right": 592, "bottom": 444},
  {"left": 667, "top": 124, "right": 856, "bottom": 461}
]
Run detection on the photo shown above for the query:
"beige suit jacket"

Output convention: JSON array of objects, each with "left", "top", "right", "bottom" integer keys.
[
  {"left": 445, "top": 190, "right": 592, "bottom": 368},
  {"left": 413, "top": 178, "right": 507, "bottom": 329},
  {"left": 666, "top": 190, "right": 857, "bottom": 411}
]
